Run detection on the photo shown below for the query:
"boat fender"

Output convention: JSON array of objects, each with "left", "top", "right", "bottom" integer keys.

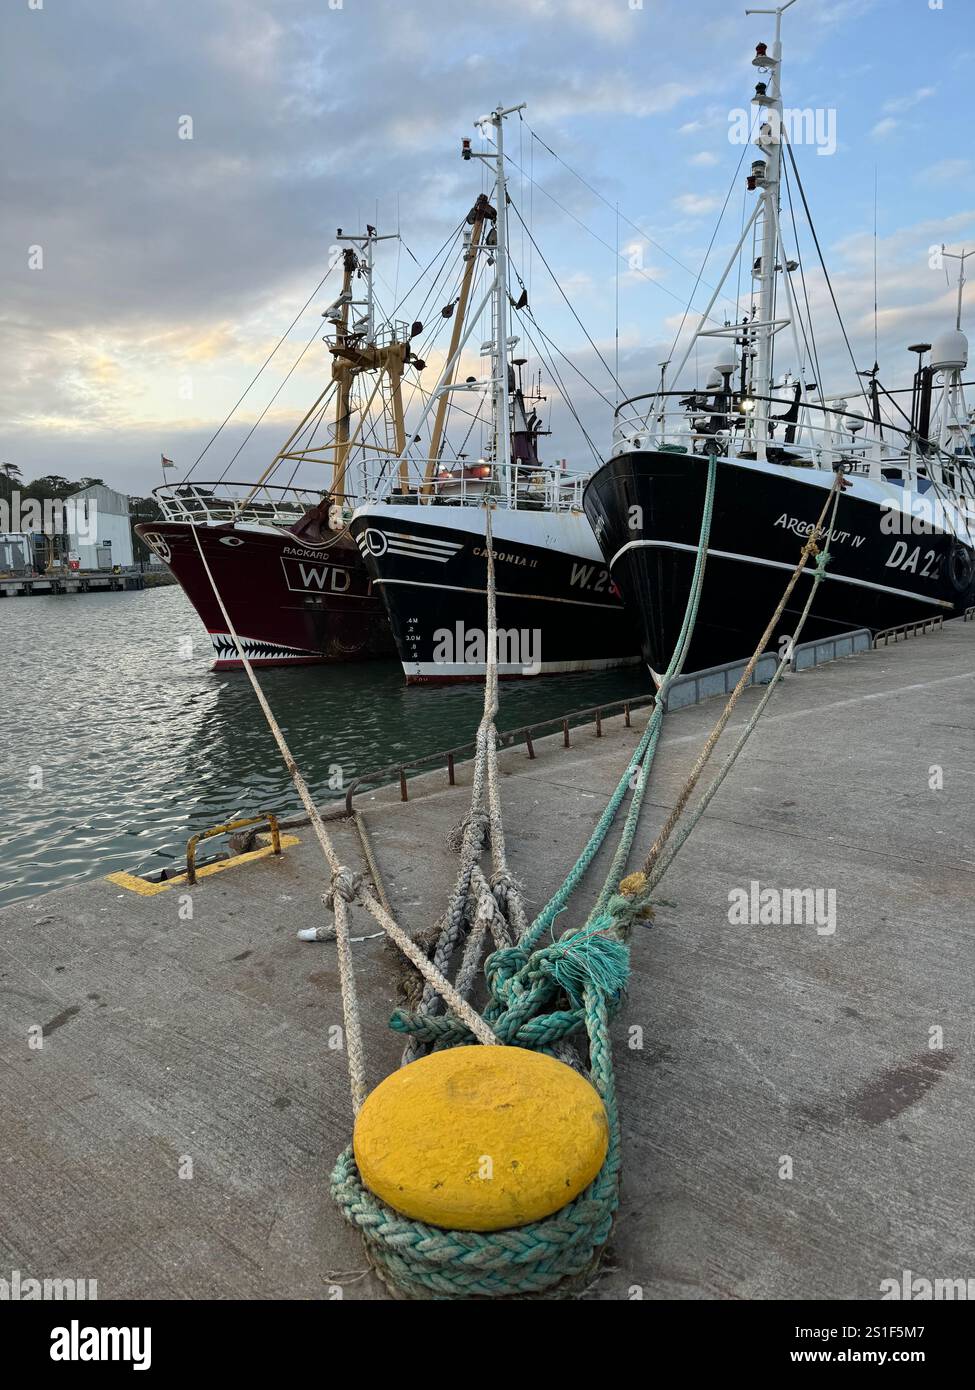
[{"left": 946, "top": 540, "right": 975, "bottom": 596}]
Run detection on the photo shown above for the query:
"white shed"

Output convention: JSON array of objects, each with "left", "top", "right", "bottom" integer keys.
[{"left": 66, "top": 484, "right": 134, "bottom": 569}]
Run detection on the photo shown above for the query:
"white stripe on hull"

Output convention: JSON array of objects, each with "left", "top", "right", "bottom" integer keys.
[
  {"left": 374, "top": 576, "right": 621, "bottom": 610},
  {"left": 403, "top": 655, "right": 639, "bottom": 681},
  {"left": 608, "top": 538, "right": 955, "bottom": 610}
]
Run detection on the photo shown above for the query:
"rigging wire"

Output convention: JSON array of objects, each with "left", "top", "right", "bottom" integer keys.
[
  {"left": 517, "top": 313, "right": 602, "bottom": 467},
  {"left": 783, "top": 137, "right": 871, "bottom": 414},
  {"left": 219, "top": 315, "right": 326, "bottom": 479},
  {"left": 661, "top": 134, "right": 754, "bottom": 379},
  {"left": 188, "top": 259, "right": 337, "bottom": 482},
  {"left": 782, "top": 157, "right": 825, "bottom": 404},
  {"left": 500, "top": 146, "right": 729, "bottom": 327},
  {"left": 389, "top": 218, "right": 467, "bottom": 320},
  {"left": 525, "top": 123, "right": 742, "bottom": 317},
  {"left": 507, "top": 195, "right": 623, "bottom": 396}
]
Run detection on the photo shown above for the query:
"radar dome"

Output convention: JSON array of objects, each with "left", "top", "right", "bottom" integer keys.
[{"left": 931, "top": 329, "right": 968, "bottom": 372}]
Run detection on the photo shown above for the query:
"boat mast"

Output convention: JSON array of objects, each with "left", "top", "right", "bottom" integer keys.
[
  {"left": 468, "top": 103, "right": 524, "bottom": 502},
  {"left": 422, "top": 197, "right": 490, "bottom": 494},
  {"left": 329, "top": 244, "right": 361, "bottom": 501},
  {"left": 240, "top": 226, "right": 404, "bottom": 512},
  {"left": 330, "top": 226, "right": 408, "bottom": 501},
  {"left": 746, "top": 0, "right": 797, "bottom": 460},
  {"left": 490, "top": 104, "right": 520, "bottom": 501}
]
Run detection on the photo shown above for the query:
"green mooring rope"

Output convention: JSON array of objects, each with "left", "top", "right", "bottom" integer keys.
[{"left": 331, "top": 459, "right": 718, "bottom": 1299}]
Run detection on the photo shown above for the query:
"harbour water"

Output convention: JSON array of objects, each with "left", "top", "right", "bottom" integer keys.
[{"left": 0, "top": 585, "right": 648, "bottom": 907}]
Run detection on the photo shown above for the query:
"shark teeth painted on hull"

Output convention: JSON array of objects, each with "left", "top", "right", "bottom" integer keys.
[{"left": 210, "top": 633, "right": 314, "bottom": 662}]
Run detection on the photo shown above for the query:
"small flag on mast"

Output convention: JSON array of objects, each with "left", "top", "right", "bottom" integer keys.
[{"left": 161, "top": 454, "right": 175, "bottom": 468}]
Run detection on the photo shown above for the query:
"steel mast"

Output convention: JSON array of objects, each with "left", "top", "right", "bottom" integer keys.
[
  {"left": 471, "top": 103, "right": 525, "bottom": 502},
  {"left": 745, "top": 0, "right": 798, "bottom": 460}
]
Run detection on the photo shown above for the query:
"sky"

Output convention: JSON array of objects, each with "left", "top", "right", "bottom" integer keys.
[{"left": 1, "top": 0, "right": 973, "bottom": 498}]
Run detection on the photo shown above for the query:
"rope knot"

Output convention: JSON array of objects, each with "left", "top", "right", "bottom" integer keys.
[
  {"left": 444, "top": 809, "right": 491, "bottom": 854},
  {"left": 801, "top": 536, "right": 820, "bottom": 560},
  {"left": 604, "top": 871, "right": 655, "bottom": 928},
  {"left": 324, "top": 865, "right": 362, "bottom": 910},
  {"left": 619, "top": 871, "right": 647, "bottom": 898},
  {"left": 484, "top": 945, "right": 529, "bottom": 993},
  {"left": 489, "top": 867, "right": 519, "bottom": 904},
  {"left": 534, "top": 927, "right": 630, "bottom": 1006}
]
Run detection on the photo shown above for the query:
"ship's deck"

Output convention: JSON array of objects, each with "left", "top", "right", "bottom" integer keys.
[{"left": 1, "top": 620, "right": 973, "bottom": 1299}]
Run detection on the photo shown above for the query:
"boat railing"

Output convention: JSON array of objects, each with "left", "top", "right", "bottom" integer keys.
[
  {"left": 369, "top": 459, "right": 591, "bottom": 510},
  {"left": 611, "top": 390, "right": 975, "bottom": 498},
  {"left": 153, "top": 481, "right": 332, "bottom": 526}
]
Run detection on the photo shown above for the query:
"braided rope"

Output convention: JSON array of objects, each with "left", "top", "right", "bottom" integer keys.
[
  {"left": 331, "top": 478, "right": 721, "bottom": 1297},
  {"left": 617, "top": 469, "right": 847, "bottom": 922},
  {"left": 639, "top": 471, "right": 843, "bottom": 880},
  {"left": 643, "top": 481, "right": 844, "bottom": 892}
]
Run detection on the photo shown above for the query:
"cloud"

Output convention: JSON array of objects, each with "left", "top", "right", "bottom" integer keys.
[
  {"left": 673, "top": 193, "right": 722, "bottom": 217},
  {"left": 916, "top": 159, "right": 973, "bottom": 186},
  {"left": 1, "top": 0, "right": 971, "bottom": 494},
  {"left": 882, "top": 86, "right": 935, "bottom": 114}
]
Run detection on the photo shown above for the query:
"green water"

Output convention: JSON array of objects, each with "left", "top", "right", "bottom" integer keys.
[{"left": 0, "top": 585, "right": 649, "bottom": 906}]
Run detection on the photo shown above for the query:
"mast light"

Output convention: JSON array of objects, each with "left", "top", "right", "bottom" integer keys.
[{"left": 461, "top": 138, "right": 472, "bottom": 160}]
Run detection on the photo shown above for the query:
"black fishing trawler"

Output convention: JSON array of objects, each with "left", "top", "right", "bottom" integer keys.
[{"left": 583, "top": 3, "right": 975, "bottom": 678}]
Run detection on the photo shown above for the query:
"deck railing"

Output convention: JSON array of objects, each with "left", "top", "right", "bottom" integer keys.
[
  {"left": 153, "top": 482, "right": 331, "bottom": 525},
  {"left": 611, "top": 389, "right": 975, "bottom": 502}
]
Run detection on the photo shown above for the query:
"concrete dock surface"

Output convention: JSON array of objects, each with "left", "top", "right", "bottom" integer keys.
[{"left": 1, "top": 620, "right": 973, "bottom": 1300}]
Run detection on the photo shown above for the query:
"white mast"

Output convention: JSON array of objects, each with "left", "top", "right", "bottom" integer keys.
[
  {"left": 481, "top": 103, "right": 525, "bottom": 502},
  {"left": 745, "top": 0, "right": 797, "bottom": 460},
  {"left": 388, "top": 103, "right": 525, "bottom": 504},
  {"left": 931, "top": 247, "right": 972, "bottom": 465}
]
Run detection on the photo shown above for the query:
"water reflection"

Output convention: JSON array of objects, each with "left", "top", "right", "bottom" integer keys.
[{"left": 0, "top": 585, "right": 649, "bottom": 906}]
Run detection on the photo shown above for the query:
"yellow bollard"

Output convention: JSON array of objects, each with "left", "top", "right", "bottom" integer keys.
[{"left": 353, "top": 1046, "right": 608, "bottom": 1232}]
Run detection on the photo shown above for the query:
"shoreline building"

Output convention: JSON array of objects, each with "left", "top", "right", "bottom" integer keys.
[{"left": 64, "top": 484, "right": 135, "bottom": 570}]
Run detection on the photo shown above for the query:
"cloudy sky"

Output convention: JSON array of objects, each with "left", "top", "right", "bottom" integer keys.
[{"left": 2, "top": 0, "right": 972, "bottom": 497}]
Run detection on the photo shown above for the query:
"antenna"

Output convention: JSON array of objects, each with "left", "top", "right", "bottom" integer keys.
[
  {"left": 941, "top": 246, "right": 971, "bottom": 331},
  {"left": 873, "top": 166, "right": 879, "bottom": 367},
  {"left": 615, "top": 202, "right": 620, "bottom": 406}
]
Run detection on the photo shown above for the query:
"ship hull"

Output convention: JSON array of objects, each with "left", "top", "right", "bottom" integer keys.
[
  {"left": 583, "top": 451, "right": 975, "bottom": 674},
  {"left": 135, "top": 520, "right": 395, "bottom": 669},
  {"left": 348, "top": 503, "right": 640, "bottom": 683}
]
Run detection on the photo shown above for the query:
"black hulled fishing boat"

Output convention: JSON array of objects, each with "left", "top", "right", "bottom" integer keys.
[
  {"left": 350, "top": 103, "right": 638, "bottom": 683},
  {"left": 583, "top": 1, "right": 975, "bottom": 679}
]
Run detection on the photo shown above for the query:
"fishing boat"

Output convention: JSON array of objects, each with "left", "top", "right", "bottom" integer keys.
[
  {"left": 348, "top": 104, "right": 638, "bottom": 684},
  {"left": 582, "top": 0, "right": 975, "bottom": 679},
  {"left": 136, "top": 226, "right": 414, "bottom": 669}
]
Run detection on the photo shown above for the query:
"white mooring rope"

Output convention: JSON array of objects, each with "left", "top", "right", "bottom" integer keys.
[{"left": 189, "top": 526, "right": 497, "bottom": 1116}]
